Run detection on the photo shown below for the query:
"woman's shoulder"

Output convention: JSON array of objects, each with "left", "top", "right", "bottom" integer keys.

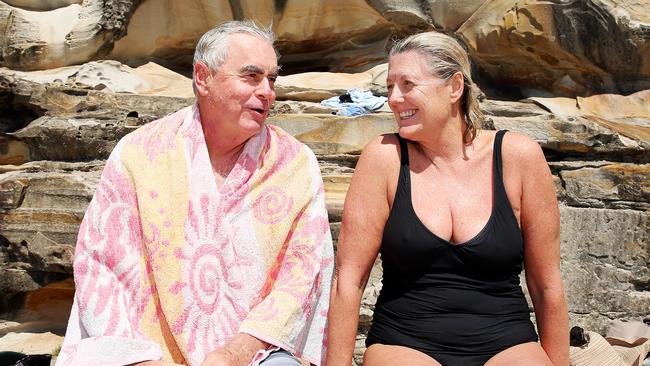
[
  {"left": 363, "top": 133, "right": 401, "bottom": 155},
  {"left": 499, "top": 130, "right": 548, "bottom": 171},
  {"left": 359, "top": 133, "right": 402, "bottom": 164},
  {"left": 353, "top": 133, "right": 403, "bottom": 178}
]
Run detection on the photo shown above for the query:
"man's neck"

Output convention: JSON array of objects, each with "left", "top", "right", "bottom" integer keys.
[{"left": 201, "top": 122, "right": 249, "bottom": 181}]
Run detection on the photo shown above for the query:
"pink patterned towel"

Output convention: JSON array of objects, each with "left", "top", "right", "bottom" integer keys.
[{"left": 57, "top": 105, "right": 334, "bottom": 366}]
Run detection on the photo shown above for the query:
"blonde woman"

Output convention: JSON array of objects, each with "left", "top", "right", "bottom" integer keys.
[{"left": 326, "top": 32, "right": 569, "bottom": 366}]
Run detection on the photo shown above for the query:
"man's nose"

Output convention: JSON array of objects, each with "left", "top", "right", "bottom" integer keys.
[{"left": 256, "top": 77, "right": 274, "bottom": 100}]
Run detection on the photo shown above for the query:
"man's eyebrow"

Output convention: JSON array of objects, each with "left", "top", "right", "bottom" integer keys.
[
  {"left": 239, "top": 65, "right": 281, "bottom": 77},
  {"left": 239, "top": 65, "right": 264, "bottom": 74}
]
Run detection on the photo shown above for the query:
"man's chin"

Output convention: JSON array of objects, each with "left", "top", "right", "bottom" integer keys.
[{"left": 240, "top": 118, "right": 265, "bottom": 133}]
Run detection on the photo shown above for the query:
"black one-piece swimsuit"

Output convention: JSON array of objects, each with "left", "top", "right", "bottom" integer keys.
[{"left": 366, "top": 131, "right": 538, "bottom": 366}]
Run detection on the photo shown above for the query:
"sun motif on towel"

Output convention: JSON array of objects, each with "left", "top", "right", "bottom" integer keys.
[
  {"left": 74, "top": 158, "right": 145, "bottom": 338},
  {"left": 171, "top": 193, "right": 253, "bottom": 364}
]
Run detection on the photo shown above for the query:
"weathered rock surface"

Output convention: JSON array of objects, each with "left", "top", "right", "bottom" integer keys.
[
  {"left": 1, "top": 61, "right": 193, "bottom": 97},
  {"left": 0, "top": 0, "right": 142, "bottom": 70},
  {"left": 485, "top": 99, "right": 649, "bottom": 161},
  {"left": 0, "top": 162, "right": 101, "bottom": 293},
  {"left": 2, "top": 0, "right": 649, "bottom": 95},
  {"left": 0, "top": 331, "right": 63, "bottom": 354},
  {"left": 275, "top": 63, "right": 387, "bottom": 102},
  {"left": 458, "top": 0, "right": 650, "bottom": 96},
  {"left": 560, "top": 207, "right": 649, "bottom": 333}
]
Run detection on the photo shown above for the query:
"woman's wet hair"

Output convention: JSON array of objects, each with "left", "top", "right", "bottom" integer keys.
[{"left": 390, "top": 32, "right": 483, "bottom": 144}]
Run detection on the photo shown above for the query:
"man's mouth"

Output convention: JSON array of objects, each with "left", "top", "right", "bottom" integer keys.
[{"left": 249, "top": 107, "right": 266, "bottom": 114}]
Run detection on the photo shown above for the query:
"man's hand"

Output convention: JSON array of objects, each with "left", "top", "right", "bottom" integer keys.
[
  {"left": 200, "top": 348, "right": 238, "bottom": 366},
  {"left": 200, "top": 333, "right": 269, "bottom": 366}
]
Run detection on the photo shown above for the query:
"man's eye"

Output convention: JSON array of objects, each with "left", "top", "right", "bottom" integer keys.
[
  {"left": 386, "top": 84, "right": 394, "bottom": 90},
  {"left": 268, "top": 76, "right": 277, "bottom": 83}
]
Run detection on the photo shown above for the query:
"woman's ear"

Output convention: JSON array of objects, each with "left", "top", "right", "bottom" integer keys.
[
  {"left": 449, "top": 71, "right": 465, "bottom": 104},
  {"left": 193, "top": 61, "right": 211, "bottom": 97}
]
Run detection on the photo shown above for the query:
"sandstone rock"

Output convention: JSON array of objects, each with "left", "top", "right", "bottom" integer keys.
[
  {"left": 577, "top": 90, "right": 650, "bottom": 120},
  {"left": 0, "top": 75, "right": 193, "bottom": 136},
  {"left": 0, "top": 320, "right": 20, "bottom": 331},
  {"left": 458, "top": 0, "right": 650, "bottom": 96},
  {"left": 2, "top": 1, "right": 82, "bottom": 11},
  {"left": 0, "top": 162, "right": 100, "bottom": 293},
  {"left": 486, "top": 100, "right": 649, "bottom": 160},
  {"left": 108, "top": 0, "right": 393, "bottom": 73},
  {"left": 275, "top": 63, "right": 388, "bottom": 102},
  {"left": 368, "top": 0, "right": 485, "bottom": 30},
  {"left": 2, "top": 0, "right": 650, "bottom": 97},
  {"left": 13, "top": 115, "right": 139, "bottom": 162},
  {"left": 0, "top": 134, "right": 30, "bottom": 165},
  {"left": 560, "top": 206, "right": 649, "bottom": 333},
  {"left": 0, "top": 75, "right": 47, "bottom": 133},
  {"left": 272, "top": 101, "right": 340, "bottom": 115},
  {"left": 323, "top": 174, "right": 350, "bottom": 223},
  {"left": 0, "top": 278, "right": 74, "bottom": 337},
  {"left": 268, "top": 113, "right": 397, "bottom": 155},
  {"left": 528, "top": 93, "right": 650, "bottom": 159},
  {"left": 559, "top": 163, "right": 650, "bottom": 210},
  {"left": 0, "top": 0, "right": 141, "bottom": 70},
  {"left": 0, "top": 331, "right": 63, "bottom": 355},
  {"left": 2, "top": 61, "right": 193, "bottom": 97},
  {"left": 2, "top": 83, "right": 192, "bottom": 162}
]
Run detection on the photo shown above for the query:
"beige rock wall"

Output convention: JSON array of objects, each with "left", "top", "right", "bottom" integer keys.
[
  {"left": 458, "top": 0, "right": 650, "bottom": 96},
  {"left": 1, "top": 0, "right": 649, "bottom": 95}
]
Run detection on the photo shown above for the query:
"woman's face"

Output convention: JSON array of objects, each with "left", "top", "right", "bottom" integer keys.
[{"left": 386, "top": 51, "right": 454, "bottom": 141}]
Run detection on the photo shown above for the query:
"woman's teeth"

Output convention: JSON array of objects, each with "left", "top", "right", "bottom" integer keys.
[{"left": 399, "top": 110, "right": 416, "bottom": 119}]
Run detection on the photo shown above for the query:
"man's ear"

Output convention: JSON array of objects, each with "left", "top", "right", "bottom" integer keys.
[
  {"left": 449, "top": 71, "right": 464, "bottom": 104},
  {"left": 193, "top": 61, "right": 211, "bottom": 97}
]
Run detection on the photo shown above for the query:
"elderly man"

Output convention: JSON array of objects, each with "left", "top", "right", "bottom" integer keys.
[{"left": 57, "top": 21, "right": 334, "bottom": 366}]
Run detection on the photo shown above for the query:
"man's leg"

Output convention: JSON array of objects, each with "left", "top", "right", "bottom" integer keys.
[{"left": 259, "top": 350, "right": 302, "bottom": 366}]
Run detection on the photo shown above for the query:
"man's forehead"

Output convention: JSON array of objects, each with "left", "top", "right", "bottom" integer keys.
[{"left": 224, "top": 33, "right": 277, "bottom": 65}]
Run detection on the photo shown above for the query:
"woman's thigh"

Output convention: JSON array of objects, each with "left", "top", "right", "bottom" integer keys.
[
  {"left": 484, "top": 342, "right": 552, "bottom": 366},
  {"left": 259, "top": 350, "right": 302, "bottom": 366},
  {"left": 364, "top": 344, "right": 441, "bottom": 366}
]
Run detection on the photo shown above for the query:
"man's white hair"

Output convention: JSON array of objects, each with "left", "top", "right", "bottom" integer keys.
[{"left": 193, "top": 20, "right": 276, "bottom": 71}]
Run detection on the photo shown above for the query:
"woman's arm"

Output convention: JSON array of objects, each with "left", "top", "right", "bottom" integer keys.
[
  {"left": 508, "top": 133, "right": 569, "bottom": 366},
  {"left": 325, "top": 136, "right": 397, "bottom": 366}
]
